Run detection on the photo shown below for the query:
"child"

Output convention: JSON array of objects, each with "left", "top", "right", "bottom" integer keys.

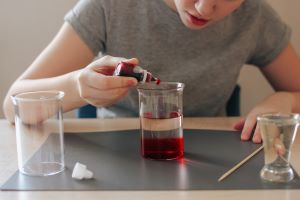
[{"left": 3, "top": 0, "right": 300, "bottom": 143}]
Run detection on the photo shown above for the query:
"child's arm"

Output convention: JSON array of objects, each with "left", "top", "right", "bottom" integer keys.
[
  {"left": 2, "top": 22, "right": 137, "bottom": 123},
  {"left": 235, "top": 43, "right": 300, "bottom": 143}
]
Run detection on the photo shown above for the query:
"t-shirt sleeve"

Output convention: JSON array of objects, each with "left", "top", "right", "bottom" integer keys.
[
  {"left": 64, "top": 0, "right": 106, "bottom": 56},
  {"left": 248, "top": 1, "right": 291, "bottom": 67}
]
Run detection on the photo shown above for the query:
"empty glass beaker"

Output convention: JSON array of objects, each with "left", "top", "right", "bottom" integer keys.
[
  {"left": 257, "top": 113, "right": 299, "bottom": 182},
  {"left": 11, "top": 91, "right": 65, "bottom": 176}
]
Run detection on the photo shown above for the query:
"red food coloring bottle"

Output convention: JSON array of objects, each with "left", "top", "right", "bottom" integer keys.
[{"left": 114, "top": 62, "right": 160, "bottom": 84}]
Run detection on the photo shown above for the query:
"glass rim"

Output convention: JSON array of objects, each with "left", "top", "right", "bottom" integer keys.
[
  {"left": 136, "top": 82, "right": 184, "bottom": 91},
  {"left": 257, "top": 113, "right": 300, "bottom": 123},
  {"left": 11, "top": 90, "right": 65, "bottom": 102}
]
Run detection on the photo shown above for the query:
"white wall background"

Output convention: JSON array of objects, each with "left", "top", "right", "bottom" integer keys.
[
  {"left": 0, "top": 0, "right": 78, "bottom": 118},
  {"left": 239, "top": 0, "right": 300, "bottom": 115},
  {"left": 0, "top": 0, "right": 299, "bottom": 118}
]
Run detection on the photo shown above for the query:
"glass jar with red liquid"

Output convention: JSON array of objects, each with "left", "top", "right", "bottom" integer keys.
[
  {"left": 137, "top": 82, "right": 185, "bottom": 160},
  {"left": 114, "top": 62, "right": 160, "bottom": 84}
]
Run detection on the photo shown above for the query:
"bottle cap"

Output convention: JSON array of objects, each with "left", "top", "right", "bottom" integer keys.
[{"left": 72, "top": 162, "right": 94, "bottom": 180}]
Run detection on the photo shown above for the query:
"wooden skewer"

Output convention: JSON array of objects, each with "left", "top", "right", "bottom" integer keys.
[{"left": 218, "top": 145, "right": 264, "bottom": 182}]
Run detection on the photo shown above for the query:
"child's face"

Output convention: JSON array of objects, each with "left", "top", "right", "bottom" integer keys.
[{"left": 164, "top": 0, "right": 245, "bottom": 30}]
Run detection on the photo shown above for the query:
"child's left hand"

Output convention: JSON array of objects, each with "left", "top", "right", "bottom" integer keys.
[{"left": 233, "top": 92, "right": 295, "bottom": 143}]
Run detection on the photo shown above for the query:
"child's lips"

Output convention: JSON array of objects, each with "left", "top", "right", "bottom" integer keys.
[{"left": 188, "top": 13, "right": 210, "bottom": 26}]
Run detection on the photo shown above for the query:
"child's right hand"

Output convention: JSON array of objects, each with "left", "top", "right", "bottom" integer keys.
[{"left": 75, "top": 55, "right": 138, "bottom": 107}]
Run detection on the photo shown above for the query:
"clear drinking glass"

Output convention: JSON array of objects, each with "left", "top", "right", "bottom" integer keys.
[
  {"left": 11, "top": 91, "right": 65, "bottom": 176},
  {"left": 257, "top": 113, "right": 300, "bottom": 182},
  {"left": 137, "top": 82, "right": 184, "bottom": 160}
]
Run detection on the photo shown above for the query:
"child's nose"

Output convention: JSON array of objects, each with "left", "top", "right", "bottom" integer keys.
[{"left": 194, "top": 0, "right": 216, "bottom": 18}]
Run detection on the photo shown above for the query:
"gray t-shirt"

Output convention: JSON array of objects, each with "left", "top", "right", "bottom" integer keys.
[{"left": 65, "top": 0, "right": 291, "bottom": 117}]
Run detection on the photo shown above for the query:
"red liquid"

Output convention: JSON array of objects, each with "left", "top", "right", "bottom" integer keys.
[
  {"left": 141, "top": 113, "right": 184, "bottom": 160},
  {"left": 156, "top": 79, "right": 161, "bottom": 85},
  {"left": 141, "top": 136, "right": 184, "bottom": 160}
]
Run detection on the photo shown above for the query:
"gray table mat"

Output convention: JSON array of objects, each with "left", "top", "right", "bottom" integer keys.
[{"left": 1, "top": 129, "right": 300, "bottom": 191}]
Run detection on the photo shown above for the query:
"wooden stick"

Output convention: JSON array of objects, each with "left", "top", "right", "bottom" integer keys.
[{"left": 218, "top": 145, "right": 264, "bottom": 182}]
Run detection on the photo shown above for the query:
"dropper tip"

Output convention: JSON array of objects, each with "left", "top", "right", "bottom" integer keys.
[
  {"left": 156, "top": 79, "right": 161, "bottom": 85},
  {"left": 151, "top": 77, "right": 161, "bottom": 85}
]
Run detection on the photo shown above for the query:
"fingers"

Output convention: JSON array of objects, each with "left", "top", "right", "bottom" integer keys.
[
  {"left": 93, "top": 66, "right": 116, "bottom": 76},
  {"left": 233, "top": 118, "right": 245, "bottom": 130},
  {"left": 252, "top": 125, "right": 262, "bottom": 143},
  {"left": 90, "top": 55, "right": 139, "bottom": 73},
  {"left": 76, "top": 55, "right": 140, "bottom": 108},
  {"left": 79, "top": 84, "right": 130, "bottom": 106},
  {"left": 274, "top": 137, "right": 286, "bottom": 156},
  {"left": 78, "top": 56, "right": 139, "bottom": 90},
  {"left": 86, "top": 73, "right": 137, "bottom": 90},
  {"left": 240, "top": 116, "right": 256, "bottom": 141},
  {"left": 123, "top": 57, "right": 139, "bottom": 65},
  {"left": 87, "top": 56, "right": 138, "bottom": 89},
  {"left": 240, "top": 115, "right": 262, "bottom": 143}
]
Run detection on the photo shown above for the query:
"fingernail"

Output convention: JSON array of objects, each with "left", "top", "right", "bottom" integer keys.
[
  {"left": 253, "top": 136, "right": 261, "bottom": 143},
  {"left": 241, "top": 134, "right": 248, "bottom": 140},
  {"left": 127, "top": 79, "right": 136, "bottom": 86}
]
